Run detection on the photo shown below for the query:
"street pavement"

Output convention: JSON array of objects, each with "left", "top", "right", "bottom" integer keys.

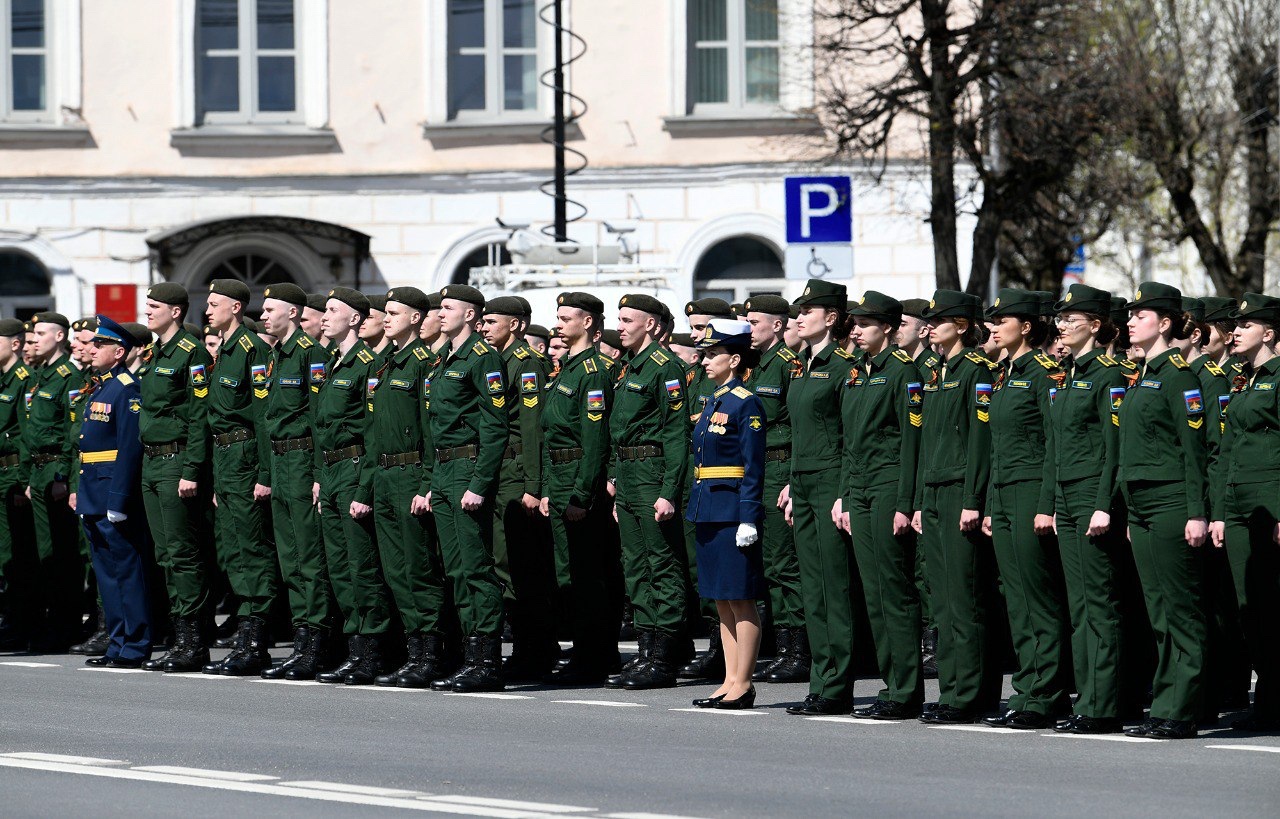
[{"left": 1, "top": 644, "right": 1277, "bottom": 818}]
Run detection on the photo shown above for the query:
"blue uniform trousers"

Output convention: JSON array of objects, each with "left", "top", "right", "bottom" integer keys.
[{"left": 83, "top": 513, "right": 152, "bottom": 660}]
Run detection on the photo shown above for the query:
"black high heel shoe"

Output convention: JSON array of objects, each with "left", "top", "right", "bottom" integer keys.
[
  {"left": 692, "top": 693, "right": 726, "bottom": 708},
  {"left": 714, "top": 686, "right": 756, "bottom": 710}
]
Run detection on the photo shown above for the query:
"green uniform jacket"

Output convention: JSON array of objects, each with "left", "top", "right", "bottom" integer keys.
[
  {"left": 988, "top": 350, "right": 1062, "bottom": 516},
  {"left": 840, "top": 345, "right": 922, "bottom": 515},
  {"left": 787, "top": 341, "right": 856, "bottom": 474},
  {"left": 0, "top": 362, "right": 31, "bottom": 477},
  {"left": 1117, "top": 349, "right": 1207, "bottom": 519},
  {"left": 1048, "top": 349, "right": 1127, "bottom": 512},
  {"left": 744, "top": 341, "right": 799, "bottom": 449},
  {"left": 501, "top": 340, "right": 551, "bottom": 498},
  {"left": 207, "top": 325, "right": 273, "bottom": 484},
  {"left": 608, "top": 341, "right": 689, "bottom": 499},
  {"left": 138, "top": 329, "right": 214, "bottom": 482},
  {"left": 359, "top": 338, "right": 437, "bottom": 504},
  {"left": 915, "top": 348, "right": 941, "bottom": 382},
  {"left": 917, "top": 348, "right": 997, "bottom": 511},
  {"left": 263, "top": 328, "right": 327, "bottom": 442},
  {"left": 1191, "top": 356, "right": 1231, "bottom": 518},
  {"left": 24, "top": 354, "right": 84, "bottom": 481},
  {"left": 312, "top": 339, "right": 377, "bottom": 471},
  {"left": 541, "top": 346, "right": 614, "bottom": 509},
  {"left": 428, "top": 332, "right": 508, "bottom": 497},
  {"left": 1215, "top": 356, "right": 1280, "bottom": 510}
]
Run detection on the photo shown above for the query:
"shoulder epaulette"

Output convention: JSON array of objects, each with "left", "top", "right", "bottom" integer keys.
[
  {"left": 297, "top": 335, "right": 314, "bottom": 349},
  {"left": 777, "top": 346, "right": 797, "bottom": 361},
  {"left": 892, "top": 349, "right": 913, "bottom": 364},
  {"left": 176, "top": 337, "right": 196, "bottom": 353},
  {"left": 238, "top": 334, "right": 253, "bottom": 353},
  {"left": 116, "top": 371, "right": 135, "bottom": 386},
  {"left": 964, "top": 351, "right": 995, "bottom": 369},
  {"left": 731, "top": 386, "right": 753, "bottom": 399},
  {"left": 412, "top": 347, "right": 428, "bottom": 361},
  {"left": 1169, "top": 353, "right": 1189, "bottom": 370},
  {"left": 600, "top": 357, "right": 614, "bottom": 370},
  {"left": 471, "top": 340, "right": 489, "bottom": 356},
  {"left": 583, "top": 357, "right": 598, "bottom": 374},
  {"left": 1120, "top": 358, "right": 1139, "bottom": 371},
  {"left": 925, "top": 353, "right": 940, "bottom": 368},
  {"left": 1203, "top": 360, "right": 1225, "bottom": 377},
  {"left": 833, "top": 346, "right": 854, "bottom": 360},
  {"left": 651, "top": 349, "right": 670, "bottom": 365},
  {"left": 56, "top": 364, "right": 71, "bottom": 378},
  {"left": 15, "top": 366, "right": 28, "bottom": 380},
  {"left": 1097, "top": 354, "right": 1118, "bottom": 367},
  {"left": 357, "top": 349, "right": 374, "bottom": 364},
  {"left": 1033, "top": 352, "right": 1059, "bottom": 370},
  {"left": 513, "top": 346, "right": 530, "bottom": 360},
  {"left": 1230, "top": 361, "right": 1244, "bottom": 374}
]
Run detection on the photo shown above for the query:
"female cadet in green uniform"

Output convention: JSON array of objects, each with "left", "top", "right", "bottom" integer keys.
[
  {"left": 1211, "top": 294, "right": 1280, "bottom": 730},
  {"left": 1118, "top": 282, "right": 1209, "bottom": 739},
  {"left": 782, "top": 279, "right": 857, "bottom": 717},
  {"left": 1047, "top": 284, "right": 1129, "bottom": 734},
  {"left": 915, "top": 290, "right": 999, "bottom": 725},
  {"left": 979, "top": 289, "right": 1071, "bottom": 730}
]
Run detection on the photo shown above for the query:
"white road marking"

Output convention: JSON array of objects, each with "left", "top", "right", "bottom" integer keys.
[
  {"left": 281, "top": 780, "right": 425, "bottom": 797},
  {"left": 132, "top": 765, "right": 279, "bottom": 782},
  {"left": 418, "top": 795, "right": 595, "bottom": 813},
  {"left": 1206, "top": 744, "right": 1280, "bottom": 754},
  {"left": 605, "top": 813, "right": 713, "bottom": 819},
  {"left": 0, "top": 752, "right": 126, "bottom": 766},
  {"left": 0, "top": 661, "right": 60, "bottom": 668},
  {"left": 804, "top": 716, "right": 905, "bottom": 726},
  {"left": 930, "top": 725, "right": 1032, "bottom": 735},
  {"left": 667, "top": 708, "right": 766, "bottom": 717},
  {"left": 338, "top": 685, "right": 421, "bottom": 692},
  {"left": 254, "top": 679, "right": 325, "bottom": 686},
  {"left": 76, "top": 667, "right": 150, "bottom": 674},
  {"left": 551, "top": 700, "right": 646, "bottom": 708},
  {"left": 1042, "top": 734, "right": 1156, "bottom": 744},
  {"left": 442, "top": 692, "right": 534, "bottom": 700}
]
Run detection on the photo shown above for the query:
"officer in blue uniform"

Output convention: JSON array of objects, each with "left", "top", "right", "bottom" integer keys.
[
  {"left": 686, "top": 319, "right": 767, "bottom": 710},
  {"left": 79, "top": 316, "right": 151, "bottom": 668}
]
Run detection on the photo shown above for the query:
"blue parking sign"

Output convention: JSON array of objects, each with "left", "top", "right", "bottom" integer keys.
[{"left": 785, "top": 176, "right": 852, "bottom": 244}]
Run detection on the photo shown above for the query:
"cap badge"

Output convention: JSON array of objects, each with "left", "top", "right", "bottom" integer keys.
[
  {"left": 1135, "top": 289, "right": 1143, "bottom": 301},
  {"left": 993, "top": 298, "right": 1001, "bottom": 307},
  {"left": 1065, "top": 292, "right": 1072, "bottom": 302}
]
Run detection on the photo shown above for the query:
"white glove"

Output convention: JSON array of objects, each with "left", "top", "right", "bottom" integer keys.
[
  {"left": 107, "top": 510, "right": 127, "bottom": 523},
  {"left": 735, "top": 523, "right": 758, "bottom": 548}
]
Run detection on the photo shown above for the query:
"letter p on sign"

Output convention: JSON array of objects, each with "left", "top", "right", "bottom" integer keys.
[{"left": 785, "top": 176, "right": 852, "bottom": 245}]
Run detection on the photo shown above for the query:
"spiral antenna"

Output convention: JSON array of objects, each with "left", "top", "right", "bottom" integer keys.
[{"left": 538, "top": 0, "right": 588, "bottom": 242}]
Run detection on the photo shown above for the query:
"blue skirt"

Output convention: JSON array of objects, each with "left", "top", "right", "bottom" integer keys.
[{"left": 695, "top": 522, "right": 765, "bottom": 601}]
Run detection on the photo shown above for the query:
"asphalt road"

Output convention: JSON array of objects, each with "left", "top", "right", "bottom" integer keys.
[{"left": 1, "top": 645, "right": 1277, "bottom": 818}]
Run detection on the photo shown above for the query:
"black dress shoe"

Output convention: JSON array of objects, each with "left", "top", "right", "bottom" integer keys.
[
  {"left": 1058, "top": 716, "right": 1121, "bottom": 734},
  {"left": 1146, "top": 719, "right": 1197, "bottom": 739},
  {"left": 141, "top": 656, "right": 167, "bottom": 671},
  {"left": 982, "top": 709, "right": 1019, "bottom": 727},
  {"left": 85, "top": 655, "right": 113, "bottom": 666},
  {"left": 109, "top": 657, "right": 144, "bottom": 669},
  {"left": 715, "top": 686, "right": 756, "bottom": 710},
  {"left": 784, "top": 694, "right": 850, "bottom": 716},
  {"left": 692, "top": 693, "right": 726, "bottom": 708},
  {"left": 920, "top": 706, "right": 976, "bottom": 724},
  {"left": 1005, "top": 710, "right": 1052, "bottom": 730},
  {"left": 1125, "top": 717, "right": 1165, "bottom": 737},
  {"left": 853, "top": 700, "right": 921, "bottom": 720}
]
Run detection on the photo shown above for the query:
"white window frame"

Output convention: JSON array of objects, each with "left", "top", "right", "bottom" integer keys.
[
  {"left": 176, "top": 0, "right": 328, "bottom": 130},
  {"left": 0, "top": 0, "right": 81, "bottom": 126},
  {"left": 426, "top": 0, "right": 553, "bottom": 125}
]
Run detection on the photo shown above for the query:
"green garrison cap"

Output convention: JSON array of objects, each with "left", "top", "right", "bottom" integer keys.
[
  {"left": 0, "top": 318, "right": 25, "bottom": 337},
  {"left": 1125, "top": 281, "right": 1183, "bottom": 312},
  {"left": 385, "top": 286, "right": 431, "bottom": 313},
  {"left": 1110, "top": 295, "right": 1128, "bottom": 326},
  {"left": 900, "top": 298, "right": 930, "bottom": 319},
  {"left": 305, "top": 293, "right": 328, "bottom": 313},
  {"left": 1054, "top": 283, "right": 1112, "bottom": 315},
  {"left": 327, "top": 286, "right": 371, "bottom": 317},
  {"left": 557, "top": 291, "right": 604, "bottom": 314},
  {"left": 685, "top": 298, "right": 734, "bottom": 319},
  {"left": 366, "top": 294, "right": 387, "bottom": 313},
  {"left": 742, "top": 294, "right": 790, "bottom": 316},
  {"left": 31, "top": 311, "right": 70, "bottom": 329},
  {"left": 618, "top": 293, "right": 664, "bottom": 317},
  {"left": 1182, "top": 297, "right": 1205, "bottom": 323},
  {"left": 525, "top": 324, "right": 551, "bottom": 343},
  {"left": 209, "top": 279, "right": 250, "bottom": 305},
  {"left": 921, "top": 290, "right": 981, "bottom": 321},
  {"left": 1032, "top": 291, "right": 1057, "bottom": 318},
  {"left": 262, "top": 283, "right": 307, "bottom": 308},
  {"left": 1232, "top": 293, "right": 1280, "bottom": 323},
  {"left": 848, "top": 290, "right": 903, "bottom": 324},
  {"left": 439, "top": 284, "right": 486, "bottom": 309},
  {"left": 484, "top": 296, "right": 527, "bottom": 318},
  {"left": 986, "top": 288, "right": 1046, "bottom": 319},
  {"left": 599, "top": 329, "right": 623, "bottom": 349},
  {"left": 1201, "top": 297, "right": 1237, "bottom": 323},
  {"left": 792, "top": 279, "right": 847, "bottom": 309},
  {"left": 146, "top": 282, "right": 189, "bottom": 306}
]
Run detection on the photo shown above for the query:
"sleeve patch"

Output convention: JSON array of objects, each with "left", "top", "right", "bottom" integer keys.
[
  {"left": 1184, "top": 389, "right": 1203, "bottom": 415},
  {"left": 587, "top": 389, "right": 605, "bottom": 410},
  {"left": 907, "top": 382, "right": 922, "bottom": 406},
  {"left": 309, "top": 362, "right": 327, "bottom": 383},
  {"left": 975, "top": 383, "right": 992, "bottom": 407},
  {"left": 665, "top": 379, "right": 683, "bottom": 400},
  {"left": 1110, "top": 386, "right": 1125, "bottom": 411},
  {"left": 521, "top": 373, "right": 539, "bottom": 393},
  {"left": 486, "top": 371, "right": 504, "bottom": 393}
]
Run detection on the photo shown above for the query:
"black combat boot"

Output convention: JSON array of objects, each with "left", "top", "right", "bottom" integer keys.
[
  {"left": 754, "top": 627, "right": 791, "bottom": 682},
  {"left": 376, "top": 633, "right": 423, "bottom": 687},
  {"left": 284, "top": 628, "right": 326, "bottom": 680},
  {"left": 162, "top": 617, "right": 211, "bottom": 672},
  {"left": 219, "top": 616, "right": 270, "bottom": 676},
  {"left": 343, "top": 635, "right": 382, "bottom": 686},
  {"left": 766, "top": 627, "right": 811, "bottom": 683},
  {"left": 618, "top": 632, "right": 678, "bottom": 690},
  {"left": 450, "top": 635, "right": 504, "bottom": 693},
  {"left": 432, "top": 635, "right": 481, "bottom": 691},
  {"left": 396, "top": 634, "right": 449, "bottom": 688},
  {"left": 317, "top": 635, "right": 361, "bottom": 683},
  {"left": 203, "top": 617, "right": 250, "bottom": 674},
  {"left": 678, "top": 619, "right": 725, "bottom": 680},
  {"left": 69, "top": 607, "right": 109, "bottom": 655},
  {"left": 260, "top": 626, "right": 309, "bottom": 679},
  {"left": 605, "top": 631, "right": 652, "bottom": 688},
  {"left": 143, "top": 616, "right": 183, "bottom": 670}
]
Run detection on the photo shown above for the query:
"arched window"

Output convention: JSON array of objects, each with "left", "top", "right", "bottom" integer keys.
[
  {"left": 692, "top": 235, "right": 784, "bottom": 302},
  {"left": 452, "top": 242, "right": 511, "bottom": 284},
  {"left": 0, "top": 250, "right": 52, "bottom": 319}
]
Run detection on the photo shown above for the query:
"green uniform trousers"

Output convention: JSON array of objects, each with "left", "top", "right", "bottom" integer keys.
[
  {"left": 989, "top": 480, "right": 1071, "bottom": 715},
  {"left": 762, "top": 458, "right": 804, "bottom": 629},
  {"left": 1055, "top": 477, "right": 1123, "bottom": 719},
  {"left": 372, "top": 464, "right": 447, "bottom": 636},
  {"left": 921, "top": 480, "right": 996, "bottom": 712},
  {"left": 791, "top": 467, "right": 854, "bottom": 701},
  {"left": 140, "top": 452, "right": 211, "bottom": 619},
  {"left": 29, "top": 461, "right": 83, "bottom": 634},
  {"left": 0, "top": 464, "right": 36, "bottom": 630},
  {"left": 492, "top": 456, "right": 559, "bottom": 657},
  {"left": 211, "top": 439, "right": 277, "bottom": 618},
  {"left": 1124, "top": 480, "right": 1207, "bottom": 723},
  {"left": 1223, "top": 480, "right": 1280, "bottom": 719},
  {"left": 614, "top": 458, "right": 687, "bottom": 636},
  {"left": 319, "top": 457, "right": 391, "bottom": 636},
  {"left": 847, "top": 481, "right": 922, "bottom": 705},
  {"left": 546, "top": 465, "right": 620, "bottom": 666},
  {"left": 269, "top": 449, "right": 331, "bottom": 629},
  {"left": 432, "top": 458, "right": 503, "bottom": 637},
  {"left": 915, "top": 544, "right": 933, "bottom": 630}
]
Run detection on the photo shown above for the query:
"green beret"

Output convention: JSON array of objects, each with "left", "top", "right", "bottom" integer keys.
[
  {"left": 618, "top": 293, "right": 664, "bottom": 317},
  {"left": 484, "top": 296, "right": 527, "bottom": 318},
  {"left": 146, "top": 282, "right": 189, "bottom": 306},
  {"left": 306, "top": 293, "right": 328, "bottom": 313},
  {"left": 788, "top": 305, "right": 800, "bottom": 320},
  {"left": 123, "top": 322, "right": 153, "bottom": 348},
  {"left": 659, "top": 303, "right": 674, "bottom": 324},
  {"left": 327, "top": 286, "right": 371, "bottom": 318},
  {"left": 0, "top": 318, "right": 26, "bottom": 337},
  {"left": 1182, "top": 297, "right": 1205, "bottom": 324},
  {"left": 366, "top": 294, "right": 387, "bottom": 314},
  {"left": 557, "top": 291, "right": 604, "bottom": 314},
  {"left": 426, "top": 292, "right": 444, "bottom": 311},
  {"left": 1125, "top": 281, "right": 1182, "bottom": 312},
  {"left": 241, "top": 317, "right": 260, "bottom": 334},
  {"left": 685, "top": 298, "right": 733, "bottom": 319},
  {"left": 1232, "top": 293, "right": 1280, "bottom": 323},
  {"left": 385, "top": 287, "right": 431, "bottom": 313},
  {"left": 439, "top": 284, "right": 486, "bottom": 309},
  {"left": 525, "top": 324, "right": 551, "bottom": 342},
  {"left": 263, "top": 283, "right": 307, "bottom": 308},
  {"left": 599, "top": 329, "right": 623, "bottom": 349},
  {"left": 72, "top": 317, "right": 99, "bottom": 333},
  {"left": 985, "top": 288, "right": 1044, "bottom": 319},
  {"left": 730, "top": 303, "right": 745, "bottom": 318},
  {"left": 669, "top": 332, "right": 695, "bottom": 347},
  {"left": 1201, "top": 297, "right": 1237, "bottom": 323},
  {"left": 203, "top": 324, "right": 218, "bottom": 337},
  {"left": 30, "top": 311, "right": 70, "bottom": 329},
  {"left": 849, "top": 290, "right": 903, "bottom": 323},
  {"left": 514, "top": 296, "right": 533, "bottom": 317},
  {"left": 791, "top": 279, "right": 847, "bottom": 309},
  {"left": 183, "top": 322, "right": 203, "bottom": 337},
  {"left": 900, "top": 298, "right": 930, "bottom": 319},
  {"left": 742, "top": 294, "right": 790, "bottom": 316},
  {"left": 208, "top": 278, "right": 250, "bottom": 304},
  {"left": 1054, "top": 284, "right": 1111, "bottom": 316},
  {"left": 921, "top": 290, "right": 981, "bottom": 321}
]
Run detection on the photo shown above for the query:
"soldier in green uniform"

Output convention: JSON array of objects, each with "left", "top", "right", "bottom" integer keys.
[
  {"left": 781, "top": 279, "right": 857, "bottom": 717},
  {"left": 742, "top": 294, "right": 808, "bottom": 683},
  {"left": 424, "top": 285, "right": 509, "bottom": 693},
  {"left": 23, "top": 311, "right": 86, "bottom": 650},
  {"left": 255, "top": 283, "right": 335, "bottom": 680},
  {"left": 0, "top": 320, "right": 34, "bottom": 650},
  {"left": 1212, "top": 293, "right": 1280, "bottom": 730},
  {"left": 303, "top": 294, "right": 331, "bottom": 352},
  {"left": 605, "top": 293, "right": 691, "bottom": 690},
  {"left": 360, "top": 294, "right": 392, "bottom": 362},
  {"left": 311, "top": 287, "right": 393, "bottom": 685},
  {"left": 135, "top": 283, "right": 216, "bottom": 672},
  {"left": 201, "top": 279, "right": 278, "bottom": 676},
  {"left": 836, "top": 291, "right": 925, "bottom": 719},
  {"left": 479, "top": 296, "right": 558, "bottom": 680},
  {"left": 979, "top": 289, "right": 1071, "bottom": 729},
  {"left": 1118, "top": 282, "right": 1209, "bottom": 739},
  {"left": 540, "top": 292, "right": 623, "bottom": 684},
  {"left": 364, "top": 287, "right": 453, "bottom": 689},
  {"left": 915, "top": 291, "right": 999, "bottom": 724}
]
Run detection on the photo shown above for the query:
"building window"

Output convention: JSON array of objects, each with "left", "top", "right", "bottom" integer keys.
[
  {"left": 447, "top": 0, "right": 539, "bottom": 120},
  {"left": 1, "top": 0, "right": 49, "bottom": 120},
  {"left": 197, "top": 0, "right": 300, "bottom": 124},
  {"left": 0, "top": 249, "right": 52, "bottom": 319},
  {"left": 693, "top": 236, "right": 784, "bottom": 302},
  {"left": 688, "top": 0, "right": 779, "bottom": 112}
]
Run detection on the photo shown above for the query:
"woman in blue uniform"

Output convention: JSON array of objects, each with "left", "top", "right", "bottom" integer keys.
[{"left": 686, "top": 319, "right": 767, "bottom": 710}]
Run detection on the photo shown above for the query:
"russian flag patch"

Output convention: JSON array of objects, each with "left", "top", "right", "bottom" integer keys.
[
  {"left": 251, "top": 364, "right": 268, "bottom": 384},
  {"left": 486, "top": 371, "right": 504, "bottom": 393},
  {"left": 309, "top": 362, "right": 326, "bottom": 383},
  {"left": 665, "top": 379, "right": 682, "bottom": 398},
  {"left": 521, "top": 373, "right": 538, "bottom": 394},
  {"left": 587, "top": 389, "right": 605, "bottom": 410},
  {"left": 1184, "top": 389, "right": 1203, "bottom": 415}
]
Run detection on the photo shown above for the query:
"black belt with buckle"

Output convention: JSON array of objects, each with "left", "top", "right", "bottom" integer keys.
[
  {"left": 503, "top": 442, "right": 523, "bottom": 460},
  {"left": 0, "top": 453, "right": 20, "bottom": 468},
  {"left": 378, "top": 451, "right": 422, "bottom": 468},
  {"left": 617, "top": 445, "right": 662, "bottom": 461},
  {"left": 271, "top": 435, "right": 313, "bottom": 456},
  {"left": 323, "top": 444, "right": 364, "bottom": 466},
  {"left": 214, "top": 428, "right": 252, "bottom": 447},
  {"left": 144, "top": 441, "right": 184, "bottom": 458},
  {"left": 32, "top": 450, "right": 62, "bottom": 466},
  {"left": 549, "top": 447, "right": 583, "bottom": 464},
  {"left": 436, "top": 444, "right": 478, "bottom": 463},
  {"left": 764, "top": 446, "right": 792, "bottom": 463}
]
